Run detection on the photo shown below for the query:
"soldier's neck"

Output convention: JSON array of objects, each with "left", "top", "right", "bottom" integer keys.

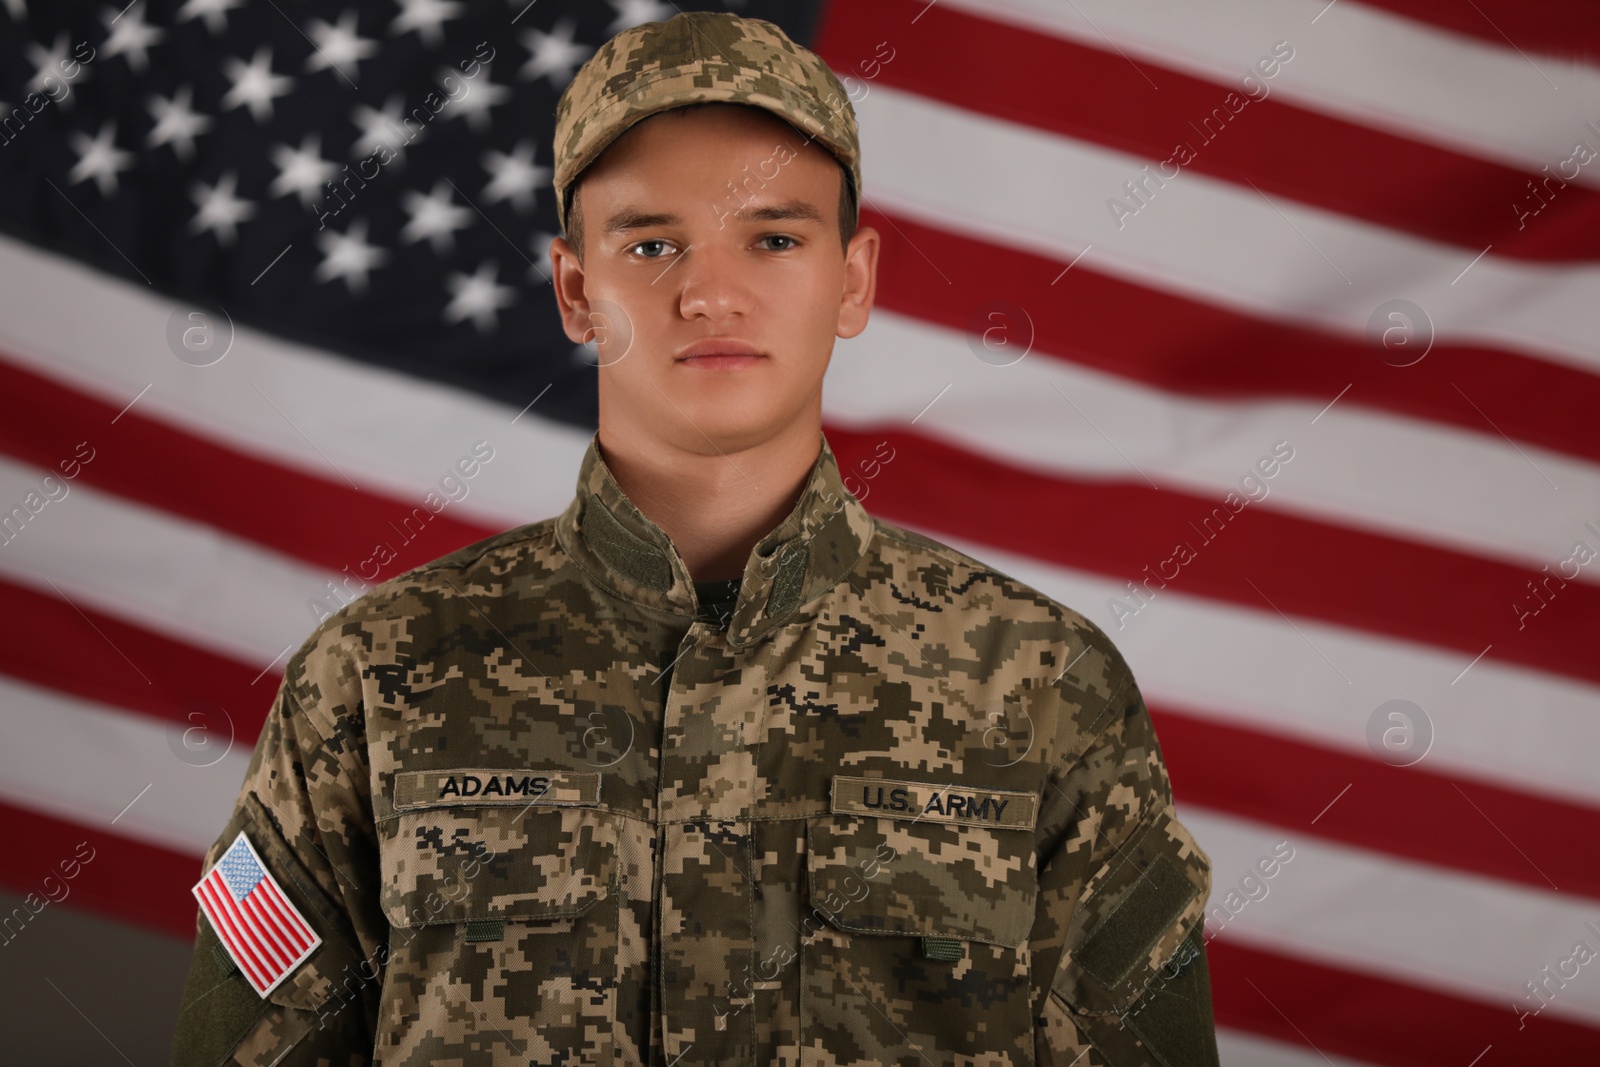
[{"left": 595, "top": 419, "right": 821, "bottom": 582}]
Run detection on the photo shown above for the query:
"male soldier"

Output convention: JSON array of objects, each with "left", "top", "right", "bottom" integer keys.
[{"left": 170, "top": 11, "right": 1218, "bottom": 1066}]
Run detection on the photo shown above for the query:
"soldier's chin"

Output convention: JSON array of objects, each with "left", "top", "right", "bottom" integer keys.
[{"left": 672, "top": 403, "right": 781, "bottom": 453}]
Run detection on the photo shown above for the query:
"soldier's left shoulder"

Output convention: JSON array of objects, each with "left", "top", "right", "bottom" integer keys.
[{"left": 867, "top": 516, "right": 1133, "bottom": 678}]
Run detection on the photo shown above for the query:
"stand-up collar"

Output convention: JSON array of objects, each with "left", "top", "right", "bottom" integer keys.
[{"left": 554, "top": 431, "right": 875, "bottom": 648}]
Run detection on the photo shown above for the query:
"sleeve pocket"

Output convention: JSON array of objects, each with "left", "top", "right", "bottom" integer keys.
[
  {"left": 228, "top": 792, "right": 365, "bottom": 1014},
  {"left": 1051, "top": 805, "right": 1210, "bottom": 1019}
]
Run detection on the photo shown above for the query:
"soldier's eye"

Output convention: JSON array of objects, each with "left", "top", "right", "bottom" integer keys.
[
  {"left": 759, "top": 235, "right": 798, "bottom": 251},
  {"left": 629, "top": 239, "right": 677, "bottom": 258}
]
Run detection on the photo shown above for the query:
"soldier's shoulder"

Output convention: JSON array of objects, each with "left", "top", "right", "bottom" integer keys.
[
  {"left": 284, "top": 518, "right": 563, "bottom": 682},
  {"left": 864, "top": 514, "right": 1137, "bottom": 720},
  {"left": 866, "top": 515, "right": 1114, "bottom": 642}
]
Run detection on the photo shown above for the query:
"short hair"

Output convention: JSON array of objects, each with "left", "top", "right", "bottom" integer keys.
[{"left": 563, "top": 103, "right": 858, "bottom": 264}]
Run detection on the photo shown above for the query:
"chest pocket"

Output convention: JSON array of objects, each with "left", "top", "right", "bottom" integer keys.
[
  {"left": 374, "top": 768, "right": 620, "bottom": 1066},
  {"left": 800, "top": 775, "right": 1040, "bottom": 1067}
]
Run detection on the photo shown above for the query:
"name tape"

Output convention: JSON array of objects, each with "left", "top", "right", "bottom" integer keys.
[
  {"left": 831, "top": 775, "right": 1036, "bottom": 830},
  {"left": 393, "top": 769, "right": 602, "bottom": 812}
]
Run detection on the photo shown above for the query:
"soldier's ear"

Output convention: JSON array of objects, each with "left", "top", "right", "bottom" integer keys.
[
  {"left": 836, "top": 225, "right": 880, "bottom": 341},
  {"left": 550, "top": 235, "right": 594, "bottom": 345}
]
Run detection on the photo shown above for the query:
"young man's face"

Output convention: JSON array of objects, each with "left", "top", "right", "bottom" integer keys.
[{"left": 549, "top": 103, "right": 879, "bottom": 456}]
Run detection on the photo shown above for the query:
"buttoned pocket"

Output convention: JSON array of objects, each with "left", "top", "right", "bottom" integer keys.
[
  {"left": 800, "top": 775, "right": 1041, "bottom": 1066},
  {"left": 374, "top": 768, "right": 621, "bottom": 1066}
]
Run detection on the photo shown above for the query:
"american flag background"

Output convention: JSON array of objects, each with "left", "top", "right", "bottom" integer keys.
[{"left": 0, "top": 0, "right": 1597, "bottom": 1062}]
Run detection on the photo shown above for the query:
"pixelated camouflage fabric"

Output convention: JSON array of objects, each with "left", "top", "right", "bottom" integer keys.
[
  {"left": 551, "top": 11, "right": 861, "bottom": 233},
  {"left": 171, "top": 430, "right": 1216, "bottom": 1066}
]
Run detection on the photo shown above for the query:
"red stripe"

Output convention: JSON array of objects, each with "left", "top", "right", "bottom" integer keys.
[
  {"left": 1353, "top": 0, "right": 1600, "bottom": 61},
  {"left": 255, "top": 877, "right": 313, "bottom": 953},
  {"left": 0, "top": 574, "right": 276, "bottom": 738},
  {"left": 237, "top": 888, "right": 295, "bottom": 969},
  {"left": 0, "top": 800, "right": 196, "bottom": 940},
  {"left": 825, "top": 426, "right": 1600, "bottom": 687},
  {"left": 195, "top": 876, "right": 270, "bottom": 991},
  {"left": 1209, "top": 939, "right": 1600, "bottom": 1063},
  {"left": 862, "top": 205, "right": 1600, "bottom": 468},
  {"left": 819, "top": 0, "right": 1600, "bottom": 261},
  {"left": 1152, "top": 705, "right": 1600, "bottom": 901},
  {"left": 0, "top": 355, "right": 500, "bottom": 580}
]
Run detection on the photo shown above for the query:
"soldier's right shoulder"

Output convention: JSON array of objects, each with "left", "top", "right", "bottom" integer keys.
[{"left": 281, "top": 517, "right": 565, "bottom": 713}]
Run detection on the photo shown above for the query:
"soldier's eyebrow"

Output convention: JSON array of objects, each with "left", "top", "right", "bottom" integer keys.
[
  {"left": 604, "top": 209, "right": 680, "bottom": 235},
  {"left": 603, "top": 199, "right": 825, "bottom": 235},
  {"left": 728, "top": 199, "right": 825, "bottom": 226}
]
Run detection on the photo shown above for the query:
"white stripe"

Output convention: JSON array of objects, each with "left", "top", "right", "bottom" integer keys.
[
  {"left": 922, "top": 532, "right": 1600, "bottom": 809},
  {"left": 0, "top": 234, "right": 590, "bottom": 532},
  {"left": 1216, "top": 1029, "right": 1377, "bottom": 1067},
  {"left": 856, "top": 85, "right": 1600, "bottom": 374},
  {"left": 945, "top": 0, "right": 1600, "bottom": 191},
  {"left": 829, "top": 311, "right": 1600, "bottom": 584},
  {"left": 0, "top": 455, "right": 339, "bottom": 667},
  {"left": 0, "top": 675, "right": 252, "bottom": 856},
  {"left": 1189, "top": 806, "right": 1600, "bottom": 1025}
]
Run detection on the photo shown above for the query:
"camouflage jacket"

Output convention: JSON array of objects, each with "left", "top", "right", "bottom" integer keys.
[{"left": 171, "top": 431, "right": 1218, "bottom": 1067}]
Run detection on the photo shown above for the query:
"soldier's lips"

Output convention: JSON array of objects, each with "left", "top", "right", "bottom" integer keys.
[
  {"left": 676, "top": 354, "right": 766, "bottom": 370},
  {"left": 674, "top": 341, "right": 767, "bottom": 370}
]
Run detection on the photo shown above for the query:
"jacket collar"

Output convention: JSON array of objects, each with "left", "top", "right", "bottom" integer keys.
[{"left": 554, "top": 431, "right": 875, "bottom": 648}]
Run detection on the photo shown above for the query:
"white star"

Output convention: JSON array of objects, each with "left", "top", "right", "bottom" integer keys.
[
  {"left": 437, "top": 62, "right": 509, "bottom": 133},
  {"left": 444, "top": 260, "right": 516, "bottom": 334},
  {"left": 607, "top": 0, "right": 674, "bottom": 33},
  {"left": 480, "top": 141, "right": 549, "bottom": 213},
  {"left": 176, "top": 0, "right": 244, "bottom": 36},
  {"left": 518, "top": 18, "right": 591, "bottom": 87},
  {"left": 400, "top": 179, "right": 473, "bottom": 255},
  {"left": 314, "top": 217, "right": 389, "bottom": 295},
  {"left": 101, "top": 5, "right": 165, "bottom": 73},
  {"left": 389, "top": 0, "right": 462, "bottom": 48},
  {"left": 147, "top": 85, "right": 214, "bottom": 161},
  {"left": 350, "top": 95, "right": 421, "bottom": 164},
  {"left": 146, "top": 85, "right": 213, "bottom": 161},
  {"left": 304, "top": 11, "right": 376, "bottom": 81},
  {"left": 68, "top": 122, "right": 133, "bottom": 197},
  {"left": 221, "top": 47, "right": 293, "bottom": 124},
  {"left": 189, "top": 171, "right": 256, "bottom": 246},
  {"left": 27, "top": 35, "right": 89, "bottom": 106},
  {"left": 269, "top": 133, "right": 340, "bottom": 208}
]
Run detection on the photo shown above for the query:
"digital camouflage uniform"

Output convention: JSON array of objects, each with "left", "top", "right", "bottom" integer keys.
[{"left": 170, "top": 432, "right": 1219, "bottom": 1066}]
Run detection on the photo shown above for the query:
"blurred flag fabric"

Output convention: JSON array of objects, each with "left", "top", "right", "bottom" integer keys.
[{"left": 1, "top": 1, "right": 1598, "bottom": 1063}]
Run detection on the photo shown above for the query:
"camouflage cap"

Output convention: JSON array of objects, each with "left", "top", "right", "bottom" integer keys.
[{"left": 551, "top": 11, "right": 861, "bottom": 235}]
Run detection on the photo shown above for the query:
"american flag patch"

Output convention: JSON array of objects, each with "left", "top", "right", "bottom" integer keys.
[{"left": 191, "top": 832, "right": 322, "bottom": 997}]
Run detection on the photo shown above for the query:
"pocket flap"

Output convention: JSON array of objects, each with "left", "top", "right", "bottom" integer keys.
[{"left": 807, "top": 807, "right": 1036, "bottom": 948}]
